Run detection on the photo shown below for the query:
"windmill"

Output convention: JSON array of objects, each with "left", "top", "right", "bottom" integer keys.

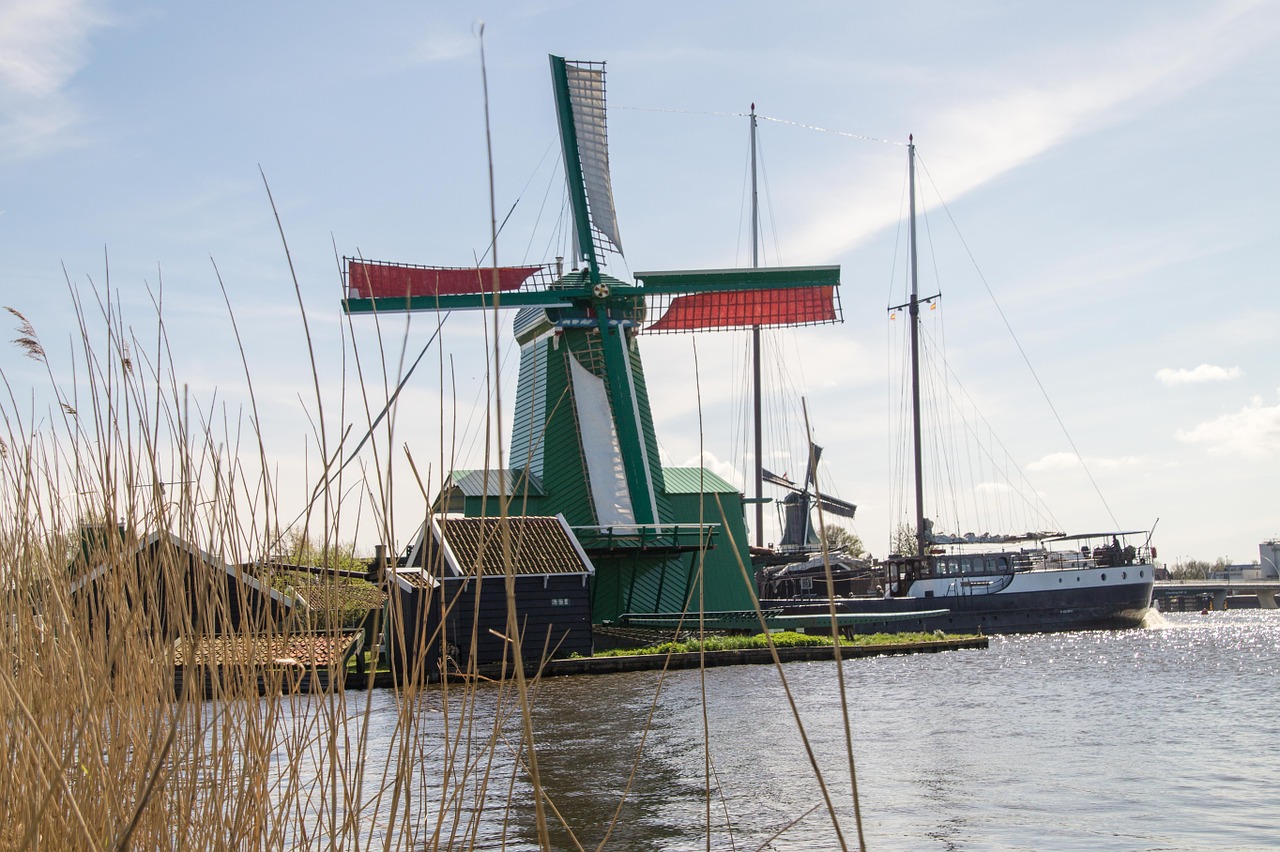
[
  {"left": 761, "top": 443, "right": 858, "bottom": 556},
  {"left": 342, "top": 56, "right": 842, "bottom": 621}
]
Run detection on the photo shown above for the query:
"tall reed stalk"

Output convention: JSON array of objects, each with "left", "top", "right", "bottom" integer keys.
[
  {"left": 0, "top": 278, "right": 573, "bottom": 849},
  {"left": 0, "top": 262, "right": 862, "bottom": 849}
]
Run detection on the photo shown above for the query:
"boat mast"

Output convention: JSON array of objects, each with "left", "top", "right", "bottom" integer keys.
[
  {"left": 751, "top": 104, "right": 765, "bottom": 549},
  {"left": 908, "top": 136, "right": 927, "bottom": 557}
]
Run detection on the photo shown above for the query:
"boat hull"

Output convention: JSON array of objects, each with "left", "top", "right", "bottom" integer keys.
[{"left": 762, "top": 567, "right": 1155, "bottom": 635}]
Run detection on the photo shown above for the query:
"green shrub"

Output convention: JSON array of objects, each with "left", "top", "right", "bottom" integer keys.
[{"left": 594, "top": 630, "right": 958, "bottom": 657}]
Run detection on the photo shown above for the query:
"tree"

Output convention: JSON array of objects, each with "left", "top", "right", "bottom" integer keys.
[
  {"left": 821, "top": 524, "right": 866, "bottom": 557},
  {"left": 1168, "top": 557, "right": 1231, "bottom": 580},
  {"left": 279, "top": 530, "right": 368, "bottom": 572},
  {"left": 890, "top": 522, "right": 919, "bottom": 557}
]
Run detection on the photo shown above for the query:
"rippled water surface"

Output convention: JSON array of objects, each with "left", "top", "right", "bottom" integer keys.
[{"left": 298, "top": 610, "right": 1280, "bottom": 850}]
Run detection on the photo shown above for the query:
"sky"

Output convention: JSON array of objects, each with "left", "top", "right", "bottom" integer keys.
[{"left": 1, "top": 1, "right": 1277, "bottom": 566}]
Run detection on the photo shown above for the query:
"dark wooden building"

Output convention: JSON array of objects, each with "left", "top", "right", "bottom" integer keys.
[
  {"left": 66, "top": 529, "right": 382, "bottom": 695},
  {"left": 69, "top": 529, "right": 296, "bottom": 640},
  {"left": 387, "top": 513, "right": 594, "bottom": 680}
]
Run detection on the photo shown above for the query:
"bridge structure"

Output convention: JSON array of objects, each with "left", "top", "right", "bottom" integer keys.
[{"left": 1153, "top": 580, "right": 1280, "bottom": 611}]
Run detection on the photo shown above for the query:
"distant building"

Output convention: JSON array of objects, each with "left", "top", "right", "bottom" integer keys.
[
  {"left": 1260, "top": 539, "right": 1280, "bottom": 578},
  {"left": 1207, "top": 539, "right": 1280, "bottom": 581}
]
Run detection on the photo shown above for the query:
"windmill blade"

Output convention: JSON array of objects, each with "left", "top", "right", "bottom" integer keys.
[
  {"left": 551, "top": 55, "right": 623, "bottom": 272},
  {"left": 346, "top": 260, "right": 547, "bottom": 300},
  {"left": 342, "top": 258, "right": 578, "bottom": 314},
  {"left": 802, "top": 443, "right": 823, "bottom": 491},
  {"left": 815, "top": 494, "right": 857, "bottom": 519},
  {"left": 634, "top": 266, "right": 841, "bottom": 334},
  {"left": 761, "top": 468, "right": 800, "bottom": 492}
]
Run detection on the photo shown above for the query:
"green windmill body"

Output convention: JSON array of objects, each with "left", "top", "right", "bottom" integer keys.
[{"left": 343, "top": 56, "right": 841, "bottom": 622}]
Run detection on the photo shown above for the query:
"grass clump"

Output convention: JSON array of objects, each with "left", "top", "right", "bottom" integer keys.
[{"left": 595, "top": 630, "right": 961, "bottom": 657}]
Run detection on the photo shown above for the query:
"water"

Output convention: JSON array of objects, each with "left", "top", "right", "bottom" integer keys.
[{"left": 282, "top": 610, "right": 1280, "bottom": 850}]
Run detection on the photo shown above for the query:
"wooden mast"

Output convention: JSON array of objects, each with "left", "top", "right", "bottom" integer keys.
[
  {"left": 750, "top": 104, "right": 764, "bottom": 549},
  {"left": 908, "top": 136, "right": 927, "bottom": 557}
]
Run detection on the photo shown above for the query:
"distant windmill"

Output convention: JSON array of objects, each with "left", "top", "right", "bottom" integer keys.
[
  {"left": 342, "top": 56, "right": 842, "bottom": 621},
  {"left": 762, "top": 443, "right": 857, "bottom": 555}
]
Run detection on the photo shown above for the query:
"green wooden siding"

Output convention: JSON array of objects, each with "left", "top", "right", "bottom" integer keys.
[
  {"left": 509, "top": 336, "right": 548, "bottom": 479},
  {"left": 662, "top": 483, "right": 756, "bottom": 614},
  {"left": 626, "top": 339, "right": 671, "bottom": 519}
]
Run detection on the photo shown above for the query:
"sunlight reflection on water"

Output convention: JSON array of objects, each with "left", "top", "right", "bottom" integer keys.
[{"left": 260, "top": 611, "right": 1280, "bottom": 850}]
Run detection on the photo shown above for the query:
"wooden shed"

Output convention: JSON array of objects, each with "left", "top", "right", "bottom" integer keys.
[
  {"left": 65, "top": 529, "right": 371, "bottom": 694},
  {"left": 69, "top": 529, "right": 296, "bottom": 641},
  {"left": 387, "top": 513, "right": 594, "bottom": 680}
]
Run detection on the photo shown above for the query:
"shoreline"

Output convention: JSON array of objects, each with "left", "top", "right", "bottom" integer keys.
[{"left": 340, "top": 635, "right": 989, "bottom": 689}]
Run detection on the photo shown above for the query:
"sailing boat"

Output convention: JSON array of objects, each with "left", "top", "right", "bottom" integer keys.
[{"left": 762, "top": 137, "right": 1156, "bottom": 634}]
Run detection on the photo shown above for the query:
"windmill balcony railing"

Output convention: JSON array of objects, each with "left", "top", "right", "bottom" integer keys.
[{"left": 571, "top": 523, "right": 720, "bottom": 555}]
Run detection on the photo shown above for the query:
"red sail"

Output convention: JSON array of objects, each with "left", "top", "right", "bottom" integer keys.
[
  {"left": 645, "top": 286, "right": 836, "bottom": 333},
  {"left": 347, "top": 260, "right": 541, "bottom": 299}
]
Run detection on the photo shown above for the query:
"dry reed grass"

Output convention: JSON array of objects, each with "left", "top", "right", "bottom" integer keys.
[
  {"left": 0, "top": 282, "right": 569, "bottom": 849},
  {"left": 0, "top": 261, "right": 866, "bottom": 849}
]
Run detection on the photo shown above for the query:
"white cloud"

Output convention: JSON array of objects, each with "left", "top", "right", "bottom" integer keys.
[
  {"left": 410, "top": 32, "right": 477, "bottom": 65},
  {"left": 1026, "top": 452, "right": 1078, "bottom": 472},
  {"left": 672, "top": 449, "right": 744, "bottom": 488},
  {"left": 0, "top": 0, "right": 107, "bottom": 159},
  {"left": 788, "top": 2, "right": 1280, "bottom": 261},
  {"left": 1156, "top": 364, "right": 1242, "bottom": 385},
  {"left": 1027, "top": 452, "right": 1151, "bottom": 472},
  {"left": 1177, "top": 394, "right": 1280, "bottom": 459}
]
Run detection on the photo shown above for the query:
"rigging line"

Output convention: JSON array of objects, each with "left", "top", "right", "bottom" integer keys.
[
  {"left": 923, "top": 264, "right": 980, "bottom": 530},
  {"left": 885, "top": 157, "right": 910, "bottom": 309},
  {"left": 897, "top": 339, "right": 912, "bottom": 532},
  {"left": 614, "top": 105, "right": 746, "bottom": 119},
  {"left": 618, "top": 104, "right": 902, "bottom": 148},
  {"left": 921, "top": 339, "right": 956, "bottom": 529},
  {"left": 752, "top": 123, "right": 784, "bottom": 266},
  {"left": 757, "top": 115, "right": 906, "bottom": 146},
  {"left": 336, "top": 317, "right": 449, "bottom": 472},
  {"left": 919, "top": 322, "right": 1061, "bottom": 532},
  {"left": 537, "top": 190, "right": 572, "bottom": 271},
  {"left": 915, "top": 153, "right": 1119, "bottom": 528},
  {"left": 736, "top": 135, "right": 751, "bottom": 267},
  {"left": 521, "top": 140, "right": 564, "bottom": 264},
  {"left": 732, "top": 332, "right": 751, "bottom": 491}
]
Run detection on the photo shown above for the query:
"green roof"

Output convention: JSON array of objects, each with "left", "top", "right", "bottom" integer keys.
[
  {"left": 661, "top": 467, "right": 742, "bottom": 495},
  {"left": 444, "top": 468, "right": 545, "bottom": 498}
]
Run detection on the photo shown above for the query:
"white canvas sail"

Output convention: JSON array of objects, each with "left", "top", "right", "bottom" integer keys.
[
  {"left": 569, "top": 354, "right": 634, "bottom": 526},
  {"left": 564, "top": 62, "right": 624, "bottom": 257}
]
